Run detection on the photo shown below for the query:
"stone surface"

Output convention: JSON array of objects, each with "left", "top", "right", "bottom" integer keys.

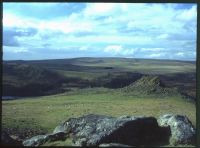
[
  {"left": 158, "top": 114, "right": 196, "bottom": 145},
  {"left": 53, "top": 114, "right": 170, "bottom": 146},
  {"left": 23, "top": 132, "right": 67, "bottom": 146},
  {"left": 22, "top": 114, "right": 195, "bottom": 146}
]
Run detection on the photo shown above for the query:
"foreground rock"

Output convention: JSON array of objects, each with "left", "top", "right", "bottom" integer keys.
[
  {"left": 23, "top": 132, "right": 67, "bottom": 146},
  {"left": 53, "top": 114, "right": 171, "bottom": 146},
  {"left": 22, "top": 114, "right": 195, "bottom": 147},
  {"left": 158, "top": 114, "right": 196, "bottom": 145}
]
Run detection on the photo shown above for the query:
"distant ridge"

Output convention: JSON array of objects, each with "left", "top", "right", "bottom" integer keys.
[{"left": 3, "top": 57, "right": 195, "bottom": 63}]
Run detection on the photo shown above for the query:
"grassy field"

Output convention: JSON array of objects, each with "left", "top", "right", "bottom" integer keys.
[
  {"left": 2, "top": 58, "right": 196, "bottom": 146},
  {"left": 54, "top": 69, "right": 105, "bottom": 80},
  {"left": 2, "top": 88, "right": 196, "bottom": 143}
]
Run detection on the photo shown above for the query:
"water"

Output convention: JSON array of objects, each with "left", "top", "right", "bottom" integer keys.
[{"left": 2, "top": 96, "right": 19, "bottom": 100}]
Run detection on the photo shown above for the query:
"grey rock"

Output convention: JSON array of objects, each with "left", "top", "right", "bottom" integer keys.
[
  {"left": 158, "top": 114, "right": 196, "bottom": 145},
  {"left": 22, "top": 114, "right": 195, "bottom": 146},
  {"left": 23, "top": 132, "right": 67, "bottom": 146},
  {"left": 54, "top": 114, "right": 170, "bottom": 146},
  {"left": 23, "top": 135, "right": 48, "bottom": 146}
]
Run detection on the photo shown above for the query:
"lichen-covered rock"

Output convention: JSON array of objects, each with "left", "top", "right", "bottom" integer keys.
[
  {"left": 54, "top": 114, "right": 170, "bottom": 146},
  {"left": 23, "top": 135, "right": 47, "bottom": 146},
  {"left": 22, "top": 114, "right": 195, "bottom": 146},
  {"left": 158, "top": 114, "right": 195, "bottom": 145},
  {"left": 23, "top": 132, "right": 66, "bottom": 146}
]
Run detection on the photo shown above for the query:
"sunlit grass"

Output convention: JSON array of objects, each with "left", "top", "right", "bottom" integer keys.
[{"left": 2, "top": 88, "right": 196, "bottom": 138}]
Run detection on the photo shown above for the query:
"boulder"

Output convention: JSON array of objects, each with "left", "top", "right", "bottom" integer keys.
[
  {"left": 22, "top": 114, "right": 195, "bottom": 146},
  {"left": 53, "top": 114, "right": 170, "bottom": 146},
  {"left": 158, "top": 114, "right": 196, "bottom": 145},
  {"left": 23, "top": 132, "right": 67, "bottom": 146}
]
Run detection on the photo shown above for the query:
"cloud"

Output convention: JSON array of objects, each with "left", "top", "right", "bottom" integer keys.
[
  {"left": 176, "top": 5, "right": 197, "bottom": 21},
  {"left": 104, "top": 45, "right": 136, "bottom": 56},
  {"left": 2, "top": 27, "right": 37, "bottom": 47},
  {"left": 3, "top": 46, "right": 30, "bottom": 53},
  {"left": 140, "top": 48, "right": 165, "bottom": 52},
  {"left": 3, "top": 3, "right": 86, "bottom": 20},
  {"left": 83, "top": 3, "right": 117, "bottom": 17},
  {"left": 104, "top": 45, "right": 123, "bottom": 53},
  {"left": 149, "top": 53, "right": 164, "bottom": 58},
  {"left": 79, "top": 46, "right": 89, "bottom": 51},
  {"left": 3, "top": 37, "right": 19, "bottom": 47},
  {"left": 176, "top": 52, "right": 184, "bottom": 57},
  {"left": 3, "top": 3, "right": 197, "bottom": 61}
]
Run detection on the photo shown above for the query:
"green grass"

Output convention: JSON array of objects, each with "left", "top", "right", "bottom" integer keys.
[
  {"left": 2, "top": 58, "right": 196, "bottom": 146},
  {"left": 55, "top": 70, "right": 105, "bottom": 80},
  {"left": 2, "top": 88, "right": 196, "bottom": 142},
  {"left": 68, "top": 58, "right": 195, "bottom": 74}
]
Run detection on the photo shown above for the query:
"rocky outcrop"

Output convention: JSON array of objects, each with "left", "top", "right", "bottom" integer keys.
[
  {"left": 158, "top": 114, "right": 196, "bottom": 145},
  {"left": 53, "top": 114, "right": 171, "bottom": 146},
  {"left": 120, "top": 76, "right": 180, "bottom": 97},
  {"left": 21, "top": 114, "right": 195, "bottom": 147}
]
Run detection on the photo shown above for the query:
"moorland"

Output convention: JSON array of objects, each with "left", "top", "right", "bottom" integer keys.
[{"left": 2, "top": 57, "right": 196, "bottom": 146}]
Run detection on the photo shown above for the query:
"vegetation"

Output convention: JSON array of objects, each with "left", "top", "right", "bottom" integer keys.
[
  {"left": 2, "top": 57, "right": 196, "bottom": 146},
  {"left": 3, "top": 58, "right": 196, "bottom": 99},
  {"left": 2, "top": 88, "right": 196, "bottom": 141}
]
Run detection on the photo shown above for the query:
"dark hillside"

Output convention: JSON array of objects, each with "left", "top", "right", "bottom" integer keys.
[
  {"left": 158, "top": 73, "right": 196, "bottom": 100},
  {"left": 93, "top": 72, "right": 143, "bottom": 88},
  {"left": 3, "top": 58, "right": 196, "bottom": 99},
  {"left": 3, "top": 63, "right": 67, "bottom": 96}
]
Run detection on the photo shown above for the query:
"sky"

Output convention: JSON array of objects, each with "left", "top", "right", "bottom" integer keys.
[{"left": 3, "top": 3, "right": 197, "bottom": 61}]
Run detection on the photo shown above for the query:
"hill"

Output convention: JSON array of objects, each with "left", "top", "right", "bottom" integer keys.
[
  {"left": 120, "top": 76, "right": 180, "bottom": 98},
  {"left": 2, "top": 58, "right": 196, "bottom": 146},
  {"left": 3, "top": 62, "right": 67, "bottom": 96},
  {"left": 3, "top": 57, "right": 196, "bottom": 99}
]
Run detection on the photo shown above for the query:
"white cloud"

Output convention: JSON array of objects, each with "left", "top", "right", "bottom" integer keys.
[
  {"left": 14, "top": 49, "right": 29, "bottom": 53},
  {"left": 79, "top": 46, "right": 89, "bottom": 51},
  {"left": 104, "top": 45, "right": 123, "bottom": 53},
  {"left": 3, "top": 12, "right": 94, "bottom": 34},
  {"left": 104, "top": 45, "right": 136, "bottom": 56},
  {"left": 157, "top": 34, "right": 169, "bottom": 39},
  {"left": 3, "top": 46, "right": 29, "bottom": 53},
  {"left": 3, "top": 13, "right": 37, "bottom": 28},
  {"left": 83, "top": 3, "right": 117, "bottom": 17},
  {"left": 176, "top": 52, "right": 184, "bottom": 56},
  {"left": 3, "top": 3, "right": 197, "bottom": 60},
  {"left": 149, "top": 53, "right": 163, "bottom": 58},
  {"left": 177, "top": 5, "right": 197, "bottom": 21},
  {"left": 140, "top": 48, "right": 165, "bottom": 52}
]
